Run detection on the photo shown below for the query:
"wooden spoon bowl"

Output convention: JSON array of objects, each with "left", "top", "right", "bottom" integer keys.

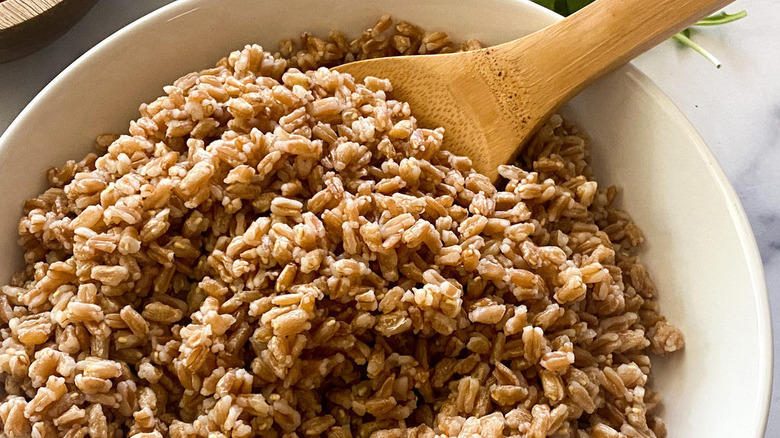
[
  {"left": 0, "top": 0, "right": 99, "bottom": 63},
  {"left": 337, "top": 0, "right": 733, "bottom": 180}
]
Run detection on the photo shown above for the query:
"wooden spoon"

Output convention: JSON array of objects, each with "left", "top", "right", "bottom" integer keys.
[{"left": 336, "top": 0, "right": 733, "bottom": 179}]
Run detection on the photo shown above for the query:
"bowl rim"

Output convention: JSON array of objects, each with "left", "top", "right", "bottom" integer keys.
[
  {"left": 621, "top": 66, "right": 772, "bottom": 436},
  {"left": 0, "top": 0, "right": 772, "bottom": 434}
]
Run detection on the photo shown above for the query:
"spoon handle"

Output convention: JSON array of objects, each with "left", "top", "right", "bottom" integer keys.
[{"left": 495, "top": 0, "right": 733, "bottom": 106}]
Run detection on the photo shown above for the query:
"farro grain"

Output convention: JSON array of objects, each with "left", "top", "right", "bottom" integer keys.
[{"left": 0, "top": 15, "right": 683, "bottom": 438}]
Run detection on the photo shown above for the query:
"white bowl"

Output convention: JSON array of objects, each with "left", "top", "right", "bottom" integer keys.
[{"left": 0, "top": 0, "right": 771, "bottom": 435}]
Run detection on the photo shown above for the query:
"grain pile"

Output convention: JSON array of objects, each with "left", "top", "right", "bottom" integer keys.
[{"left": 0, "top": 16, "right": 683, "bottom": 438}]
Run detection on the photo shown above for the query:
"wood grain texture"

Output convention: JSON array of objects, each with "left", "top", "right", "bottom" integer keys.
[
  {"left": 337, "top": 0, "right": 734, "bottom": 180},
  {"left": 0, "top": 0, "right": 64, "bottom": 28},
  {"left": 0, "top": 0, "right": 98, "bottom": 63}
]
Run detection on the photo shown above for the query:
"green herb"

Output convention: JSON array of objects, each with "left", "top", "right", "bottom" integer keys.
[
  {"left": 564, "top": 0, "right": 594, "bottom": 15},
  {"left": 532, "top": 0, "right": 557, "bottom": 11},
  {"left": 530, "top": 0, "right": 746, "bottom": 68},
  {"left": 670, "top": 10, "right": 746, "bottom": 67},
  {"left": 694, "top": 10, "right": 748, "bottom": 26},
  {"left": 672, "top": 31, "right": 722, "bottom": 68}
]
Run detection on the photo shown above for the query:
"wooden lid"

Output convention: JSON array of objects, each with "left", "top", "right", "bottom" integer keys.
[{"left": 0, "top": 0, "right": 99, "bottom": 63}]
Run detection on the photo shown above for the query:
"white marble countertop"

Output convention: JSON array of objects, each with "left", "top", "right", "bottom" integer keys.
[{"left": 0, "top": 0, "right": 778, "bottom": 433}]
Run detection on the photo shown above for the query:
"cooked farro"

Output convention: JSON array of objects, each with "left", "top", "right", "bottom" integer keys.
[{"left": 0, "top": 16, "right": 683, "bottom": 438}]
